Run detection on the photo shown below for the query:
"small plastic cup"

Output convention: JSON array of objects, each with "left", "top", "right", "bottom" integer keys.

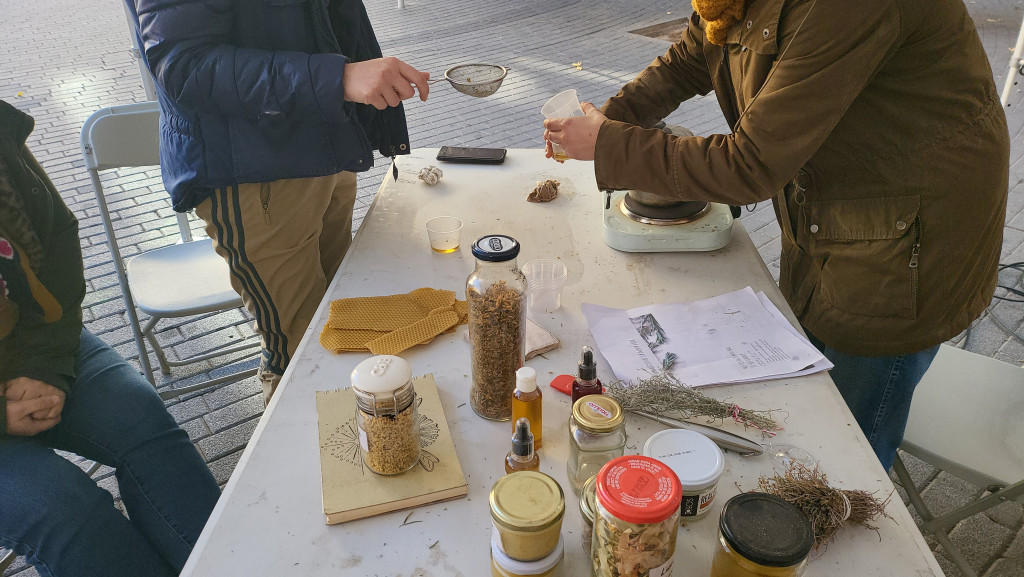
[
  {"left": 541, "top": 89, "right": 584, "bottom": 161},
  {"left": 522, "top": 259, "right": 568, "bottom": 313},
  {"left": 425, "top": 216, "right": 463, "bottom": 254}
]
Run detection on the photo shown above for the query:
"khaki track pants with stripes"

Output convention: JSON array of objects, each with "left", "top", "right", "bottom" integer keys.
[{"left": 195, "top": 172, "right": 356, "bottom": 406}]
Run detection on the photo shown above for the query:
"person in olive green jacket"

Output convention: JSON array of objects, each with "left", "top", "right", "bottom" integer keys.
[
  {"left": 0, "top": 99, "right": 220, "bottom": 576},
  {"left": 543, "top": 0, "right": 1009, "bottom": 470}
]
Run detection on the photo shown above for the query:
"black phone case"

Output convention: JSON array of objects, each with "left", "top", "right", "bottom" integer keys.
[{"left": 436, "top": 146, "right": 507, "bottom": 164}]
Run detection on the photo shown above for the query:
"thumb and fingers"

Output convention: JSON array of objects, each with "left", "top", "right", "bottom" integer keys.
[
  {"left": 344, "top": 57, "right": 430, "bottom": 111},
  {"left": 7, "top": 395, "right": 62, "bottom": 435}
]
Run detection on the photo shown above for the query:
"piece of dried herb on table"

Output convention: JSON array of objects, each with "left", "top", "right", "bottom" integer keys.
[{"left": 604, "top": 371, "right": 780, "bottom": 434}]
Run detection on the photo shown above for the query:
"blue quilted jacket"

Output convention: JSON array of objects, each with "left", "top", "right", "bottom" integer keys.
[{"left": 125, "top": 0, "right": 411, "bottom": 211}]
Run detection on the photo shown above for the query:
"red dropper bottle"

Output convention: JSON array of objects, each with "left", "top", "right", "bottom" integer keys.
[{"left": 571, "top": 346, "right": 602, "bottom": 405}]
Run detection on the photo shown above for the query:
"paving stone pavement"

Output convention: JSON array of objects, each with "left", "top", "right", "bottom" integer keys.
[{"left": 1, "top": 0, "right": 1023, "bottom": 575}]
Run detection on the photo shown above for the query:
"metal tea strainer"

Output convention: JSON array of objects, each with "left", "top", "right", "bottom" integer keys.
[{"left": 429, "top": 64, "right": 508, "bottom": 97}]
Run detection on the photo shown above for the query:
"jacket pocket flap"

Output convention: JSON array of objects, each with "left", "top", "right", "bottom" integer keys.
[{"left": 804, "top": 195, "right": 920, "bottom": 241}]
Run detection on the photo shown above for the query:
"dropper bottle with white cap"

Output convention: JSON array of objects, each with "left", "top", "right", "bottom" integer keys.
[{"left": 511, "top": 366, "right": 543, "bottom": 448}]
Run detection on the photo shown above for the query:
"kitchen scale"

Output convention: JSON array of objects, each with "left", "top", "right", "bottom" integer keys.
[{"left": 603, "top": 189, "right": 734, "bottom": 253}]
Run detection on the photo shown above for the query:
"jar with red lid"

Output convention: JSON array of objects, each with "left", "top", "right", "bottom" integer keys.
[{"left": 591, "top": 455, "right": 682, "bottom": 577}]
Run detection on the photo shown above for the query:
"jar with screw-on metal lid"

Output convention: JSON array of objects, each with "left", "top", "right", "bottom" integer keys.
[
  {"left": 592, "top": 455, "right": 682, "bottom": 577},
  {"left": 710, "top": 492, "right": 814, "bottom": 577},
  {"left": 467, "top": 235, "right": 527, "bottom": 421},
  {"left": 567, "top": 395, "right": 625, "bottom": 496},
  {"left": 490, "top": 471, "right": 565, "bottom": 562},
  {"left": 578, "top": 474, "right": 598, "bottom": 554},
  {"left": 351, "top": 355, "right": 420, "bottom": 475}
]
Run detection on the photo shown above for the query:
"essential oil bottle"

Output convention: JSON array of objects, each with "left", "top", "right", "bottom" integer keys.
[
  {"left": 506, "top": 418, "right": 540, "bottom": 473},
  {"left": 512, "top": 366, "right": 543, "bottom": 448},
  {"left": 571, "top": 346, "right": 602, "bottom": 404}
]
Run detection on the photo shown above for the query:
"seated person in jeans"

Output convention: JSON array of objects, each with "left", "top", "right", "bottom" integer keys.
[{"left": 0, "top": 99, "right": 221, "bottom": 576}]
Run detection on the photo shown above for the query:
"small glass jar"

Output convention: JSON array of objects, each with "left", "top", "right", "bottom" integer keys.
[
  {"left": 467, "top": 235, "right": 527, "bottom": 421},
  {"left": 351, "top": 355, "right": 420, "bottom": 475},
  {"left": 567, "top": 395, "right": 625, "bottom": 496},
  {"left": 710, "top": 493, "right": 814, "bottom": 577},
  {"left": 592, "top": 456, "right": 682, "bottom": 577},
  {"left": 491, "top": 534, "right": 565, "bottom": 577},
  {"left": 579, "top": 475, "right": 598, "bottom": 554},
  {"left": 643, "top": 429, "right": 724, "bottom": 521},
  {"left": 490, "top": 471, "right": 565, "bottom": 562}
]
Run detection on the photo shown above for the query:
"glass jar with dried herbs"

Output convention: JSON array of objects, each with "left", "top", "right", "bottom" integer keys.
[
  {"left": 592, "top": 456, "right": 682, "bottom": 577},
  {"left": 351, "top": 355, "right": 420, "bottom": 475},
  {"left": 467, "top": 235, "right": 527, "bottom": 421}
]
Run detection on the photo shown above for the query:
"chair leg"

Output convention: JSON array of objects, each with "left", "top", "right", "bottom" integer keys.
[
  {"left": 0, "top": 550, "right": 14, "bottom": 573},
  {"left": 892, "top": 454, "right": 978, "bottom": 577},
  {"left": 141, "top": 316, "right": 173, "bottom": 375}
]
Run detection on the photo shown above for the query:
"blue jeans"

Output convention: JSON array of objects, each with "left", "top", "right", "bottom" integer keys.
[
  {"left": 0, "top": 330, "right": 220, "bottom": 576},
  {"left": 806, "top": 331, "right": 940, "bottom": 471}
]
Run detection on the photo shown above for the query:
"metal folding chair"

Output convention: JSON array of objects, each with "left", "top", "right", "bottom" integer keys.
[
  {"left": 892, "top": 344, "right": 1024, "bottom": 577},
  {"left": 80, "top": 102, "right": 258, "bottom": 399}
]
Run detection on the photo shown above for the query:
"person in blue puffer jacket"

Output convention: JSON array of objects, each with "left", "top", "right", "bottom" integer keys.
[{"left": 124, "top": 0, "right": 430, "bottom": 405}]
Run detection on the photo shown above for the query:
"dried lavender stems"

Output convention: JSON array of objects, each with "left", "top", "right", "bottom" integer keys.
[
  {"left": 758, "top": 463, "right": 892, "bottom": 549},
  {"left": 603, "top": 371, "right": 779, "bottom": 433}
]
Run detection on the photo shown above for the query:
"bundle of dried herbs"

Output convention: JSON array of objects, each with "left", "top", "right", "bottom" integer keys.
[
  {"left": 604, "top": 371, "right": 780, "bottom": 434},
  {"left": 468, "top": 280, "right": 523, "bottom": 420},
  {"left": 757, "top": 462, "right": 892, "bottom": 549}
]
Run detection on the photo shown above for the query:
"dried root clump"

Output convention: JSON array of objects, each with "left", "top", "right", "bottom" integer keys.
[{"left": 757, "top": 462, "right": 892, "bottom": 549}]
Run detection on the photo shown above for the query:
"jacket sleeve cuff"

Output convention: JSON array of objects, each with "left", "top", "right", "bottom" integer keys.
[
  {"left": 308, "top": 53, "right": 352, "bottom": 124},
  {"left": 14, "top": 370, "right": 72, "bottom": 397}
]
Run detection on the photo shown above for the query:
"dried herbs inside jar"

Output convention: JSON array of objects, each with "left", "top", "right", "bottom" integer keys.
[
  {"left": 468, "top": 280, "right": 524, "bottom": 420},
  {"left": 592, "top": 511, "right": 678, "bottom": 577},
  {"left": 359, "top": 402, "right": 419, "bottom": 475}
]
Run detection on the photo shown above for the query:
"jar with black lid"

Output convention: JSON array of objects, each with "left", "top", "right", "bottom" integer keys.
[
  {"left": 467, "top": 235, "right": 527, "bottom": 421},
  {"left": 711, "top": 492, "right": 815, "bottom": 577}
]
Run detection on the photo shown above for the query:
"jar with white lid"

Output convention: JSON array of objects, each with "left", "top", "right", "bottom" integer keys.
[
  {"left": 491, "top": 534, "right": 565, "bottom": 577},
  {"left": 592, "top": 455, "right": 682, "bottom": 577},
  {"left": 567, "top": 395, "right": 626, "bottom": 496},
  {"left": 351, "top": 355, "right": 420, "bottom": 475},
  {"left": 643, "top": 429, "right": 725, "bottom": 520}
]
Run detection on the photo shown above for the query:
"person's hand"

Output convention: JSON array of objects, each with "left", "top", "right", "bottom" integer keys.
[
  {"left": 543, "top": 101, "right": 606, "bottom": 162},
  {"left": 4, "top": 376, "right": 65, "bottom": 429},
  {"left": 6, "top": 395, "right": 63, "bottom": 435},
  {"left": 343, "top": 57, "right": 430, "bottom": 110}
]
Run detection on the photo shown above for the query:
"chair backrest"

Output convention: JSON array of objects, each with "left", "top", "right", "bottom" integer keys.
[
  {"left": 902, "top": 344, "right": 1024, "bottom": 488},
  {"left": 80, "top": 101, "right": 193, "bottom": 241},
  {"left": 80, "top": 101, "right": 161, "bottom": 171}
]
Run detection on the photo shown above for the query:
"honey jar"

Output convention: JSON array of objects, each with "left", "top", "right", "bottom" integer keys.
[{"left": 710, "top": 493, "right": 814, "bottom": 577}]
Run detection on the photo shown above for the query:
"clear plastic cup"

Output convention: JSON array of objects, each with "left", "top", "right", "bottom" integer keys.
[
  {"left": 541, "top": 89, "right": 584, "bottom": 161},
  {"left": 425, "top": 216, "right": 463, "bottom": 254},
  {"left": 522, "top": 259, "right": 568, "bottom": 313}
]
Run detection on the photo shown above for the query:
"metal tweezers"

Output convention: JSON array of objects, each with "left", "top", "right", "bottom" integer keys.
[{"left": 632, "top": 410, "right": 764, "bottom": 456}]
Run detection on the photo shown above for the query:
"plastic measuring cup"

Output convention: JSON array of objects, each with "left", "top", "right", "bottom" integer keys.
[
  {"left": 541, "top": 89, "right": 584, "bottom": 161},
  {"left": 522, "top": 259, "right": 568, "bottom": 313},
  {"left": 425, "top": 216, "right": 463, "bottom": 254}
]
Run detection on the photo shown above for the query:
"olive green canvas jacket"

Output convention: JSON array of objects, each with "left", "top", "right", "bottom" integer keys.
[{"left": 595, "top": 0, "right": 1009, "bottom": 356}]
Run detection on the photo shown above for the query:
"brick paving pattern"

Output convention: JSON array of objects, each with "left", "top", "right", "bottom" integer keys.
[{"left": 0, "top": 0, "right": 1022, "bottom": 574}]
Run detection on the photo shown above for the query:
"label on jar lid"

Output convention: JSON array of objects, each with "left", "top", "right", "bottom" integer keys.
[{"left": 595, "top": 455, "right": 682, "bottom": 524}]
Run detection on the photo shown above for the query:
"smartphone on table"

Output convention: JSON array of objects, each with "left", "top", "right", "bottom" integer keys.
[{"left": 436, "top": 146, "right": 507, "bottom": 164}]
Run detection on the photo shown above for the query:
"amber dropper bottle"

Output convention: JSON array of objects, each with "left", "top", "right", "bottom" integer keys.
[
  {"left": 512, "top": 366, "right": 543, "bottom": 448},
  {"left": 571, "top": 346, "right": 603, "bottom": 405},
  {"left": 505, "top": 418, "right": 540, "bottom": 473}
]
